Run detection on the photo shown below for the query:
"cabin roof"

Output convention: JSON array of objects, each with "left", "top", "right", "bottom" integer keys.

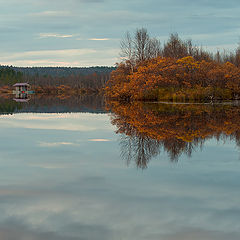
[{"left": 13, "top": 83, "right": 30, "bottom": 87}]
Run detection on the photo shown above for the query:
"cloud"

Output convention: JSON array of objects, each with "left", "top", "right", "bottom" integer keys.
[
  {"left": 163, "top": 228, "right": 240, "bottom": 240},
  {"left": 0, "top": 222, "right": 110, "bottom": 240},
  {"left": 88, "top": 139, "right": 111, "bottom": 142},
  {"left": 30, "top": 11, "right": 71, "bottom": 17},
  {"left": 38, "top": 142, "right": 76, "bottom": 147},
  {"left": 38, "top": 33, "right": 74, "bottom": 38},
  {"left": 29, "top": 163, "right": 72, "bottom": 169},
  {"left": 89, "top": 38, "right": 110, "bottom": 41},
  {"left": 0, "top": 220, "right": 113, "bottom": 240},
  {"left": 0, "top": 48, "right": 99, "bottom": 66},
  {"left": 0, "top": 49, "right": 97, "bottom": 60},
  {"left": 0, "top": 48, "right": 119, "bottom": 67},
  {"left": 0, "top": 60, "right": 90, "bottom": 67}
]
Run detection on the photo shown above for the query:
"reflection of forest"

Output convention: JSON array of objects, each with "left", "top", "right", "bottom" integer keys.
[
  {"left": 108, "top": 101, "right": 240, "bottom": 168},
  {"left": 0, "top": 94, "right": 106, "bottom": 114}
]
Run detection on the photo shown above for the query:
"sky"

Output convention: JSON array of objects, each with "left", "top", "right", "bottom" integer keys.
[{"left": 0, "top": 0, "right": 240, "bottom": 67}]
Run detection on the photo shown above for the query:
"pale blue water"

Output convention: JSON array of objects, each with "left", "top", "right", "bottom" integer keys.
[{"left": 0, "top": 98, "right": 239, "bottom": 240}]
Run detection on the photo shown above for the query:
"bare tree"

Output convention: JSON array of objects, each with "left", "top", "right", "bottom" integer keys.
[
  {"left": 120, "top": 31, "right": 134, "bottom": 71},
  {"left": 146, "top": 38, "right": 162, "bottom": 59},
  {"left": 133, "top": 28, "right": 150, "bottom": 62},
  {"left": 120, "top": 28, "right": 161, "bottom": 66},
  {"left": 162, "top": 33, "right": 188, "bottom": 59}
]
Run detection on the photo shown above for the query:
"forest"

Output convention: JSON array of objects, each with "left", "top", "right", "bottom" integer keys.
[
  {"left": 10, "top": 66, "right": 115, "bottom": 77},
  {"left": 0, "top": 67, "right": 24, "bottom": 85},
  {"left": 105, "top": 29, "right": 240, "bottom": 101},
  {"left": 0, "top": 66, "right": 114, "bottom": 95}
]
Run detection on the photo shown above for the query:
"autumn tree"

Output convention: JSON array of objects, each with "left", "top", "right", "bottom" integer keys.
[
  {"left": 162, "top": 33, "right": 188, "bottom": 59},
  {"left": 106, "top": 28, "right": 240, "bottom": 101}
]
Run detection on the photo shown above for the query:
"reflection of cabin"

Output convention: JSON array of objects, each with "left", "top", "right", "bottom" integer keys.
[
  {"left": 13, "top": 83, "right": 31, "bottom": 102},
  {"left": 13, "top": 95, "right": 30, "bottom": 102},
  {"left": 13, "top": 83, "right": 31, "bottom": 93}
]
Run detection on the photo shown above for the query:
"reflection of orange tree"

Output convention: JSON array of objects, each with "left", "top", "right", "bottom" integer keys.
[{"left": 107, "top": 101, "right": 240, "bottom": 168}]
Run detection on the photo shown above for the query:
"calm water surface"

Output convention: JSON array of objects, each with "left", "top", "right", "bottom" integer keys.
[{"left": 0, "top": 96, "right": 240, "bottom": 240}]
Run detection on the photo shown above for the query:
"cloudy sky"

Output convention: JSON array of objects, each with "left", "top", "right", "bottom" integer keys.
[{"left": 0, "top": 0, "right": 240, "bottom": 67}]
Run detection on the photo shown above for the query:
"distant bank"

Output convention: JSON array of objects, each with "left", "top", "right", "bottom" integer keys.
[{"left": 0, "top": 65, "right": 116, "bottom": 95}]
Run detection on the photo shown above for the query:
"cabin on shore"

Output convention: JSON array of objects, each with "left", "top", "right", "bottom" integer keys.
[
  {"left": 13, "top": 83, "right": 31, "bottom": 102},
  {"left": 13, "top": 83, "right": 31, "bottom": 93}
]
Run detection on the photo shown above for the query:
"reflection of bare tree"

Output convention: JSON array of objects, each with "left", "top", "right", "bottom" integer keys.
[
  {"left": 120, "top": 134, "right": 160, "bottom": 169},
  {"left": 119, "top": 132, "right": 205, "bottom": 167},
  {"left": 108, "top": 100, "right": 240, "bottom": 168},
  {"left": 162, "top": 137, "right": 205, "bottom": 161}
]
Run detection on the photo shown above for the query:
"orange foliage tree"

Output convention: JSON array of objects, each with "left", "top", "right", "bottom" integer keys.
[
  {"left": 105, "top": 56, "right": 240, "bottom": 101},
  {"left": 105, "top": 29, "right": 240, "bottom": 102}
]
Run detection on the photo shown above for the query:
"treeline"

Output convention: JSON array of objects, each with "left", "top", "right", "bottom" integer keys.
[
  {"left": 0, "top": 66, "right": 115, "bottom": 93},
  {"left": 105, "top": 29, "right": 240, "bottom": 101},
  {"left": 26, "top": 71, "right": 111, "bottom": 93},
  {"left": 0, "top": 67, "right": 23, "bottom": 86},
  {"left": 9, "top": 66, "right": 115, "bottom": 77},
  {"left": 119, "top": 29, "right": 240, "bottom": 67}
]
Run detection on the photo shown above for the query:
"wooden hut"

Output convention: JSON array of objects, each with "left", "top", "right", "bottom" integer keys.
[
  {"left": 13, "top": 83, "right": 31, "bottom": 93},
  {"left": 13, "top": 83, "right": 31, "bottom": 102}
]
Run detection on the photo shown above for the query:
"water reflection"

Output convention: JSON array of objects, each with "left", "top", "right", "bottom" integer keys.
[
  {"left": 0, "top": 97, "right": 240, "bottom": 240},
  {"left": 13, "top": 93, "right": 31, "bottom": 102},
  {"left": 0, "top": 94, "right": 106, "bottom": 114},
  {"left": 108, "top": 101, "right": 240, "bottom": 168}
]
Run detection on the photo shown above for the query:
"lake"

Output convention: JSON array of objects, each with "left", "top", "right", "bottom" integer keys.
[{"left": 0, "top": 95, "right": 240, "bottom": 240}]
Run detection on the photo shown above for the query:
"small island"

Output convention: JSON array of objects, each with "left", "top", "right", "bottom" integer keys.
[{"left": 105, "top": 29, "right": 240, "bottom": 102}]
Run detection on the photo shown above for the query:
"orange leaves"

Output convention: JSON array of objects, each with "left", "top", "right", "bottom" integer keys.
[
  {"left": 105, "top": 56, "right": 240, "bottom": 101},
  {"left": 177, "top": 56, "right": 200, "bottom": 70}
]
